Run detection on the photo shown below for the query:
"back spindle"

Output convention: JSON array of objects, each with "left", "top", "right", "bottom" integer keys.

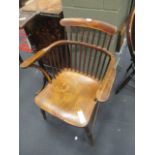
[{"left": 107, "top": 35, "right": 112, "bottom": 50}]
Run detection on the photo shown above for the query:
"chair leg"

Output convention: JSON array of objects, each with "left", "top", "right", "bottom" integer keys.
[
  {"left": 40, "top": 109, "right": 47, "bottom": 120},
  {"left": 84, "top": 126, "right": 94, "bottom": 145},
  {"left": 115, "top": 70, "right": 135, "bottom": 94},
  {"left": 126, "top": 63, "right": 133, "bottom": 73},
  {"left": 84, "top": 103, "right": 99, "bottom": 145}
]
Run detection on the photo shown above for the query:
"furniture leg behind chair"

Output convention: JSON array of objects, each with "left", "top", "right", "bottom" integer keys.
[
  {"left": 84, "top": 126, "right": 94, "bottom": 145},
  {"left": 40, "top": 109, "right": 47, "bottom": 120},
  {"left": 115, "top": 67, "right": 135, "bottom": 94}
]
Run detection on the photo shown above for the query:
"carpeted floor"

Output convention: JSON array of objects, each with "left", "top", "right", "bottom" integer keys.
[{"left": 19, "top": 45, "right": 135, "bottom": 155}]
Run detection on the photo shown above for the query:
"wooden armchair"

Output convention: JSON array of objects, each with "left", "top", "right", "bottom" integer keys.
[{"left": 20, "top": 18, "right": 117, "bottom": 145}]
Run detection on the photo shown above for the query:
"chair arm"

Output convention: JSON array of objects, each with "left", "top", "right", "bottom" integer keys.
[
  {"left": 96, "top": 58, "right": 116, "bottom": 102},
  {"left": 20, "top": 50, "right": 47, "bottom": 68},
  {"left": 20, "top": 40, "right": 69, "bottom": 68},
  {"left": 20, "top": 50, "right": 52, "bottom": 82},
  {"left": 20, "top": 40, "right": 72, "bottom": 82}
]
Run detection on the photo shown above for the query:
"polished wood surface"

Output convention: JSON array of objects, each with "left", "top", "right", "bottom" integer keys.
[
  {"left": 20, "top": 49, "right": 46, "bottom": 68},
  {"left": 60, "top": 18, "right": 117, "bottom": 35},
  {"left": 22, "top": 0, "right": 62, "bottom": 14},
  {"left": 35, "top": 69, "right": 99, "bottom": 127}
]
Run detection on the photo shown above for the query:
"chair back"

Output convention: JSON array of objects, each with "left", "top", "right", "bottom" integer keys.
[
  {"left": 42, "top": 18, "right": 117, "bottom": 73},
  {"left": 43, "top": 40, "right": 114, "bottom": 81},
  {"left": 60, "top": 18, "right": 117, "bottom": 50}
]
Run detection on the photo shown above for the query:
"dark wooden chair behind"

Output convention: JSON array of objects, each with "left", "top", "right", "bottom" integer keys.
[
  {"left": 116, "top": 8, "right": 135, "bottom": 94},
  {"left": 20, "top": 18, "right": 117, "bottom": 145}
]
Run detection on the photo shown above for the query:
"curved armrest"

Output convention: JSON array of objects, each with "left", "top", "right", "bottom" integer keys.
[
  {"left": 20, "top": 50, "right": 47, "bottom": 68},
  {"left": 96, "top": 57, "right": 116, "bottom": 102},
  {"left": 20, "top": 40, "right": 69, "bottom": 68},
  {"left": 60, "top": 18, "right": 117, "bottom": 35},
  {"left": 20, "top": 50, "right": 52, "bottom": 82}
]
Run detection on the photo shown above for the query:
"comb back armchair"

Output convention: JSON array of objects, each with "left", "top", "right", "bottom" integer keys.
[{"left": 20, "top": 40, "right": 116, "bottom": 144}]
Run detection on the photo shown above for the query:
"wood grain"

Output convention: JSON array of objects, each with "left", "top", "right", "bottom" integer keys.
[{"left": 35, "top": 69, "right": 99, "bottom": 127}]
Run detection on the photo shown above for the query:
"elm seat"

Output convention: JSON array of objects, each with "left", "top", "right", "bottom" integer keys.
[{"left": 35, "top": 70, "right": 99, "bottom": 127}]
